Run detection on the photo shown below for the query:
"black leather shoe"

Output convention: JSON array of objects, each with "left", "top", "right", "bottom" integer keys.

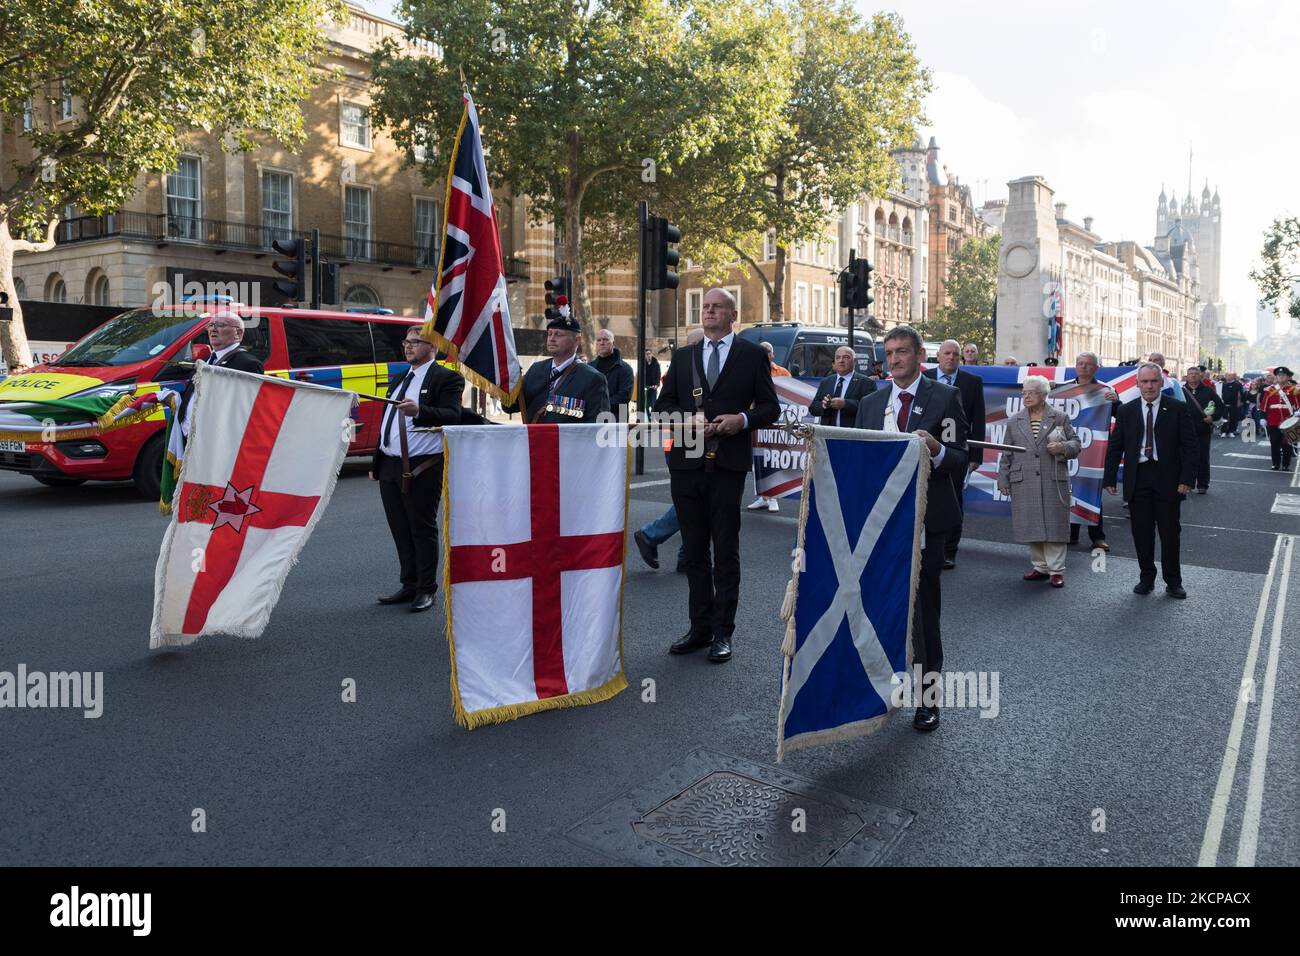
[
  {"left": 670, "top": 631, "right": 713, "bottom": 655},
  {"left": 912, "top": 706, "right": 939, "bottom": 732},
  {"left": 1133, "top": 581, "right": 1155, "bottom": 595},
  {"left": 707, "top": 636, "right": 732, "bottom": 663},
  {"left": 410, "top": 591, "right": 436, "bottom": 612},
  {"left": 633, "top": 530, "right": 659, "bottom": 570},
  {"left": 1166, "top": 585, "right": 1187, "bottom": 599},
  {"left": 378, "top": 587, "right": 416, "bottom": 605}
]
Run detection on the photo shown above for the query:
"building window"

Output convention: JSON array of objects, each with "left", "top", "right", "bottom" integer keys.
[
  {"left": 13, "top": 278, "right": 27, "bottom": 300},
  {"left": 415, "top": 198, "right": 440, "bottom": 266},
  {"left": 340, "top": 102, "right": 371, "bottom": 149},
  {"left": 344, "top": 185, "right": 371, "bottom": 259},
  {"left": 686, "top": 288, "right": 703, "bottom": 326},
  {"left": 764, "top": 231, "right": 776, "bottom": 261},
  {"left": 92, "top": 274, "right": 111, "bottom": 306},
  {"left": 261, "top": 170, "right": 293, "bottom": 245},
  {"left": 948, "top": 206, "right": 957, "bottom": 223},
  {"left": 22, "top": 97, "right": 33, "bottom": 132},
  {"left": 725, "top": 285, "right": 741, "bottom": 319},
  {"left": 412, "top": 123, "right": 433, "bottom": 163},
  {"left": 795, "top": 282, "right": 809, "bottom": 323},
  {"left": 61, "top": 203, "right": 76, "bottom": 241},
  {"left": 343, "top": 285, "right": 380, "bottom": 307},
  {"left": 166, "top": 156, "right": 202, "bottom": 240},
  {"left": 45, "top": 275, "right": 66, "bottom": 303},
  {"left": 60, "top": 81, "right": 73, "bottom": 121},
  {"left": 813, "top": 286, "right": 825, "bottom": 326}
]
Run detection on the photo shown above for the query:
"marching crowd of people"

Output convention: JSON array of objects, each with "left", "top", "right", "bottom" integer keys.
[{"left": 227, "top": 284, "right": 1285, "bottom": 734}]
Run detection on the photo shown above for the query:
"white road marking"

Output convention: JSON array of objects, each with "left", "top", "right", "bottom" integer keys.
[
  {"left": 1236, "top": 534, "right": 1294, "bottom": 866},
  {"left": 629, "top": 478, "right": 672, "bottom": 489},
  {"left": 1215, "top": 464, "right": 1290, "bottom": 473},
  {"left": 1226, "top": 453, "right": 1271, "bottom": 460},
  {"left": 1198, "top": 533, "right": 1286, "bottom": 867},
  {"left": 1270, "top": 494, "right": 1300, "bottom": 516}
]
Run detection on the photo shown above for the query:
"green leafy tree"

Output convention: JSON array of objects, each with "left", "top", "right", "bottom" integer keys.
[
  {"left": 0, "top": 0, "right": 341, "bottom": 368},
  {"left": 369, "top": 0, "right": 790, "bottom": 346},
  {"left": 1250, "top": 217, "right": 1300, "bottom": 322},
  {"left": 927, "top": 233, "right": 1000, "bottom": 356},
  {"left": 670, "top": 0, "right": 931, "bottom": 322}
]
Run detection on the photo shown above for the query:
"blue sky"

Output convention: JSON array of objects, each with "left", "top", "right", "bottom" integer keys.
[{"left": 358, "top": 0, "right": 1298, "bottom": 340}]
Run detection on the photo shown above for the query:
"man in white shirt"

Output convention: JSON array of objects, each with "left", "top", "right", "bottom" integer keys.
[{"left": 372, "top": 327, "right": 466, "bottom": 612}]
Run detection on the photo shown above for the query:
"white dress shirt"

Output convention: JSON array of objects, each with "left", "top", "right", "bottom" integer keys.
[
  {"left": 381, "top": 359, "right": 443, "bottom": 457},
  {"left": 886, "top": 377, "right": 946, "bottom": 466},
  {"left": 830, "top": 373, "right": 852, "bottom": 427},
  {"left": 1138, "top": 399, "right": 1159, "bottom": 463}
]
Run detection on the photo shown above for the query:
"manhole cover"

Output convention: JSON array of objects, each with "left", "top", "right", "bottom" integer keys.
[{"left": 566, "top": 749, "right": 914, "bottom": 866}]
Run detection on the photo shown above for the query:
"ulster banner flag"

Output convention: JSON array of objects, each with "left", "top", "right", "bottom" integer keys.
[
  {"left": 422, "top": 93, "right": 521, "bottom": 405},
  {"left": 150, "top": 364, "right": 356, "bottom": 649},
  {"left": 442, "top": 424, "right": 629, "bottom": 728}
]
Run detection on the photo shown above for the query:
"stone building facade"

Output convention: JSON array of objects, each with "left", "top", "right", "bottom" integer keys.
[
  {"left": 995, "top": 175, "right": 1199, "bottom": 370},
  {"left": 5, "top": 6, "right": 530, "bottom": 328}
]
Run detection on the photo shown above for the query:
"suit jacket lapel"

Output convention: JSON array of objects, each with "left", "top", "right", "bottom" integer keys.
[{"left": 906, "top": 375, "right": 930, "bottom": 431}]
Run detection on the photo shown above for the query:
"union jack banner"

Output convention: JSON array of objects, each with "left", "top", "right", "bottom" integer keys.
[{"left": 422, "top": 93, "right": 521, "bottom": 404}]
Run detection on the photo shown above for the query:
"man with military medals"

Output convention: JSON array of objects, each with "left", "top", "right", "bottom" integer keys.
[{"left": 507, "top": 312, "right": 610, "bottom": 424}]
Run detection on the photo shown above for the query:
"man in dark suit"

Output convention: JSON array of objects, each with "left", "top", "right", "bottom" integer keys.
[
  {"left": 505, "top": 313, "right": 609, "bottom": 423},
  {"left": 809, "top": 346, "right": 874, "bottom": 427},
  {"left": 922, "top": 339, "right": 985, "bottom": 569},
  {"left": 1220, "top": 371, "right": 1245, "bottom": 437},
  {"left": 853, "top": 325, "right": 968, "bottom": 732},
  {"left": 1104, "top": 362, "right": 1197, "bottom": 599},
  {"left": 372, "top": 326, "right": 466, "bottom": 612},
  {"left": 592, "top": 329, "right": 634, "bottom": 419},
  {"left": 178, "top": 310, "right": 264, "bottom": 439},
  {"left": 1183, "top": 365, "right": 1219, "bottom": 494},
  {"left": 655, "top": 288, "right": 780, "bottom": 663}
]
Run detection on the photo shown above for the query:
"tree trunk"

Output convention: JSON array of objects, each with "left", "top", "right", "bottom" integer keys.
[
  {"left": 769, "top": 164, "right": 788, "bottom": 323},
  {"left": 564, "top": 130, "right": 595, "bottom": 358},
  {"left": 0, "top": 218, "right": 34, "bottom": 370}
]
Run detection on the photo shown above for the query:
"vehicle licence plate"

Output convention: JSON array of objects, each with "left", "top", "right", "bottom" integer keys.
[{"left": 0, "top": 440, "right": 25, "bottom": 452}]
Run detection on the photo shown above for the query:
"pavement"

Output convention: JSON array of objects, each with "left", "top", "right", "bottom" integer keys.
[{"left": 1, "top": 429, "right": 1298, "bottom": 866}]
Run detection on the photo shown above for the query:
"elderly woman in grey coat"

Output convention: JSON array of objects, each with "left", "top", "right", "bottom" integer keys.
[{"left": 997, "top": 375, "right": 1081, "bottom": 587}]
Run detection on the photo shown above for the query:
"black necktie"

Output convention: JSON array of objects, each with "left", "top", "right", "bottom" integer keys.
[
  {"left": 384, "top": 372, "right": 414, "bottom": 447},
  {"left": 1144, "top": 403, "right": 1154, "bottom": 460}
]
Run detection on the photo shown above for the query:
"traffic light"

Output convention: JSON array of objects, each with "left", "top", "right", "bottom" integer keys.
[
  {"left": 840, "top": 255, "right": 874, "bottom": 310},
  {"left": 544, "top": 276, "right": 571, "bottom": 322},
  {"left": 644, "top": 217, "right": 681, "bottom": 290},
  {"left": 320, "top": 261, "right": 339, "bottom": 306},
  {"left": 272, "top": 238, "right": 306, "bottom": 301}
]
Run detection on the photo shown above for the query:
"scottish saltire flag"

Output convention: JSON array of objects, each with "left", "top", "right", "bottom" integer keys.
[
  {"left": 777, "top": 427, "right": 926, "bottom": 760},
  {"left": 422, "top": 93, "right": 521, "bottom": 405},
  {"left": 442, "top": 423, "right": 628, "bottom": 729},
  {"left": 151, "top": 364, "right": 355, "bottom": 648}
]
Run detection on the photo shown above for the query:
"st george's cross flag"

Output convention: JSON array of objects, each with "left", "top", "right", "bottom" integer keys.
[
  {"left": 441, "top": 423, "right": 629, "bottom": 728},
  {"left": 150, "top": 363, "right": 356, "bottom": 649},
  {"left": 421, "top": 93, "right": 521, "bottom": 405},
  {"left": 776, "top": 427, "right": 927, "bottom": 760}
]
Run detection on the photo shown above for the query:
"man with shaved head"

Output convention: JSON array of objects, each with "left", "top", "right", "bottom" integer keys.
[{"left": 923, "top": 339, "right": 985, "bottom": 568}]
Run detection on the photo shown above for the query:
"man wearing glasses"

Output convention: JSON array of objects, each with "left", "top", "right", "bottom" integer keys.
[
  {"left": 373, "top": 328, "right": 466, "bottom": 612},
  {"left": 179, "top": 311, "right": 264, "bottom": 440}
]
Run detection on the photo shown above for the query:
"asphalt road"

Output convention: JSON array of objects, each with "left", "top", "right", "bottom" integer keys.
[{"left": 1, "top": 430, "right": 1298, "bottom": 866}]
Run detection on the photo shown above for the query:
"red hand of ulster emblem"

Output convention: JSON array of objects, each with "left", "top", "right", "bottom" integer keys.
[{"left": 209, "top": 482, "right": 262, "bottom": 533}]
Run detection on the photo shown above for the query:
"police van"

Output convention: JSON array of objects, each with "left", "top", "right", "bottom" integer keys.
[
  {"left": 736, "top": 323, "right": 878, "bottom": 382},
  {"left": 0, "top": 301, "right": 433, "bottom": 497}
]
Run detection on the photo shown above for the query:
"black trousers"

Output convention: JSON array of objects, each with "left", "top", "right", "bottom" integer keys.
[
  {"left": 916, "top": 530, "right": 947, "bottom": 684},
  {"left": 1222, "top": 407, "right": 1242, "bottom": 436},
  {"left": 944, "top": 472, "right": 965, "bottom": 559},
  {"left": 378, "top": 454, "right": 443, "bottom": 593},
  {"left": 1193, "top": 429, "right": 1212, "bottom": 489},
  {"left": 1128, "top": 462, "right": 1182, "bottom": 588},
  {"left": 670, "top": 467, "right": 748, "bottom": 638},
  {"left": 1268, "top": 425, "right": 1294, "bottom": 470}
]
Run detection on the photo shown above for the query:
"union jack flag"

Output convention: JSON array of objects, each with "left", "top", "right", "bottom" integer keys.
[{"left": 422, "top": 93, "right": 521, "bottom": 404}]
